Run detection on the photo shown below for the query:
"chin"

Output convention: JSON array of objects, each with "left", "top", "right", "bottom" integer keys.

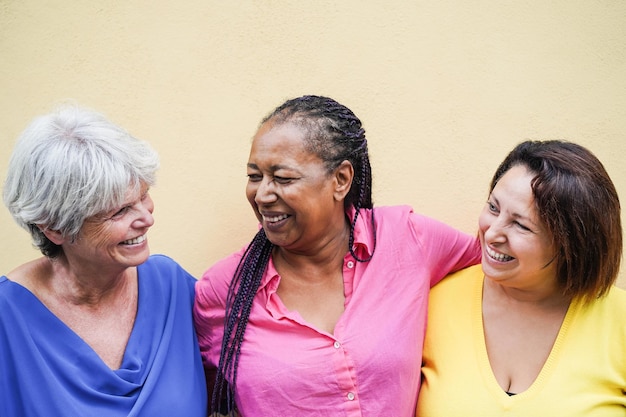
[{"left": 125, "top": 249, "right": 151, "bottom": 267}]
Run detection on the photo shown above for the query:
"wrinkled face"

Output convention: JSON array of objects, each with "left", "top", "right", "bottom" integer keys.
[
  {"left": 246, "top": 121, "right": 346, "bottom": 252},
  {"left": 478, "top": 165, "right": 557, "bottom": 290},
  {"left": 65, "top": 183, "right": 155, "bottom": 272}
]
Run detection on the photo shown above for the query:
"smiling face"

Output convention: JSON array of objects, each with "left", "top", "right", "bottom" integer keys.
[
  {"left": 246, "top": 121, "right": 351, "bottom": 253},
  {"left": 479, "top": 164, "right": 558, "bottom": 291},
  {"left": 59, "top": 183, "right": 155, "bottom": 273}
]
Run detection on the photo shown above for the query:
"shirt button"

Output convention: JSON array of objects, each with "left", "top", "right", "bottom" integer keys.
[
  {"left": 346, "top": 261, "right": 354, "bottom": 269},
  {"left": 347, "top": 392, "right": 355, "bottom": 401},
  {"left": 333, "top": 341, "right": 341, "bottom": 349}
]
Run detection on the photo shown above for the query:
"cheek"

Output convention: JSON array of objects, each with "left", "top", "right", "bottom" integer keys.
[
  {"left": 477, "top": 209, "right": 490, "bottom": 234},
  {"left": 83, "top": 226, "right": 114, "bottom": 249},
  {"left": 145, "top": 196, "right": 155, "bottom": 213},
  {"left": 477, "top": 210, "right": 495, "bottom": 247},
  {"left": 245, "top": 184, "right": 255, "bottom": 202},
  {"left": 245, "top": 184, "right": 260, "bottom": 211},
  {"left": 539, "top": 240, "right": 557, "bottom": 264}
]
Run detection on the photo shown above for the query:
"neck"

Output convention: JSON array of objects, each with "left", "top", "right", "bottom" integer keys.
[
  {"left": 483, "top": 277, "right": 571, "bottom": 310},
  {"left": 44, "top": 256, "right": 135, "bottom": 306},
  {"left": 274, "top": 218, "right": 350, "bottom": 283}
]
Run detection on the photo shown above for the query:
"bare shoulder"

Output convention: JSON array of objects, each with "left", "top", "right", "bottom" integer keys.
[{"left": 5, "top": 257, "right": 50, "bottom": 290}]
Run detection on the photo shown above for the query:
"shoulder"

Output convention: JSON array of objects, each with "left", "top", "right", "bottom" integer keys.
[
  {"left": 572, "top": 286, "right": 626, "bottom": 337},
  {"left": 194, "top": 247, "right": 249, "bottom": 330},
  {"left": 195, "top": 246, "right": 248, "bottom": 303},
  {"left": 357, "top": 204, "right": 458, "bottom": 232},
  {"left": 574, "top": 286, "right": 626, "bottom": 369},
  {"left": 0, "top": 275, "right": 35, "bottom": 323},
  {"left": 375, "top": 205, "right": 479, "bottom": 257},
  {"left": 143, "top": 253, "right": 179, "bottom": 267},
  {"left": 142, "top": 254, "right": 190, "bottom": 272},
  {"left": 426, "top": 266, "right": 483, "bottom": 328},
  {"left": 373, "top": 204, "right": 465, "bottom": 233},
  {"left": 0, "top": 276, "right": 11, "bottom": 306},
  {"left": 200, "top": 246, "right": 247, "bottom": 281},
  {"left": 370, "top": 204, "right": 414, "bottom": 224},
  {"left": 137, "top": 255, "right": 198, "bottom": 305},
  {"left": 139, "top": 254, "right": 197, "bottom": 286},
  {"left": 431, "top": 264, "right": 483, "bottom": 296},
  {"left": 4, "top": 257, "right": 50, "bottom": 289},
  {"left": 598, "top": 285, "right": 626, "bottom": 314},
  {"left": 368, "top": 205, "right": 419, "bottom": 235},
  {"left": 608, "top": 284, "right": 626, "bottom": 299}
]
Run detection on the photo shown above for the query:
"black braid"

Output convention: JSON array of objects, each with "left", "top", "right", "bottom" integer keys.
[
  {"left": 212, "top": 95, "right": 376, "bottom": 414},
  {"left": 348, "top": 143, "right": 376, "bottom": 263},
  {"left": 212, "top": 229, "right": 273, "bottom": 415}
]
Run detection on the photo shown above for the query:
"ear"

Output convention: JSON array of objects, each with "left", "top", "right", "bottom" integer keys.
[
  {"left": 333, "top": 160, "right": 354, "bottom": 201},
  {"left": 38, "top": 225, "right": 66, "bottom": 245}
]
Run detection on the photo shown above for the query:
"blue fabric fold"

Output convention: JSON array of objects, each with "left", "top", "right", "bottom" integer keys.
[{"left": 0, "top": 254, "right": 207, "bottom": 417}]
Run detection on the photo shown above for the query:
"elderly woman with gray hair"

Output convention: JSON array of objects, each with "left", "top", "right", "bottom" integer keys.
[{"left": 0, "top": 105, "right": 206, "bottom": 416}]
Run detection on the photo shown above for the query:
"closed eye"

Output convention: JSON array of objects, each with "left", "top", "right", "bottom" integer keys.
[
  {"left": 274, "top": 176, "right": 294, "bottom": 184},
  {"left": 111, "top": 206, "right": 130, "bottom": 218}
]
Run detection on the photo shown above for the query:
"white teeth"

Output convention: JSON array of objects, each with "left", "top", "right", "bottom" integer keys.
[
  {"left": 263, "top": 214, "right": 288, "bottom": 223},
  {"left": 486, "top": 246, "right": 514, "bottom": 262},
  {"left": 122, "top": 235, "right": 146, "bottom": 245}
]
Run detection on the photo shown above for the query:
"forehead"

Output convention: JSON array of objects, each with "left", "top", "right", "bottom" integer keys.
[
  {"left": 492, "top": 165, "right": 542, "bottom": 217},
  {"left": 494, "top": 165, "right": 534, "bottom": 191},
  {"left": 248, "top": 122, "right": 321, "bottom": 167},
  {"left": 252, "top": 122, "right": 306, "bottom": 149}
]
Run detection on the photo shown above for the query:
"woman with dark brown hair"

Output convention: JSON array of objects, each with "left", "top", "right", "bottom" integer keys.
[{"left": 418, "top": 140, "right": 626, "bottom": 416}]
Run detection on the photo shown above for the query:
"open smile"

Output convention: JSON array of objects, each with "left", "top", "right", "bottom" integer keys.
[
  {"left": 486, "top": 246, "right": 514, "bottom": 262},
  {"left": 121, "top": 235, "right": 146, "bottom": 245},
  {"left": 263, "top": 214, "right": 289, "bottom": 223}
]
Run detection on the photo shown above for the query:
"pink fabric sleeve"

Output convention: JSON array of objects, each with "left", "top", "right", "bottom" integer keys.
[{"left": 408, "top": 212, "right": 481, "bottom": 288}]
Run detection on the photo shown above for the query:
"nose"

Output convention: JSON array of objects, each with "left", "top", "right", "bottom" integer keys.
[
  {"left": 482, "top": 215, "right": 506, "bottom": 244},
  {"left": 134, "top": 194, "right": 155, "bottom": 228},
  {"left": 254, "top": 178, "right": 278, "bottom": 205}
]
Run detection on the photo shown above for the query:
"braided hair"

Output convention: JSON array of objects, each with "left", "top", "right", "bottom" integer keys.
[{"left": 212, "top": 95, "right": 376, "bottom": 415}]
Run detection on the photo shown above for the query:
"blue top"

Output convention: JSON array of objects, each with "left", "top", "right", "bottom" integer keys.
[{"left": 0, "top": 254, "right": 207, "bottom": 417}]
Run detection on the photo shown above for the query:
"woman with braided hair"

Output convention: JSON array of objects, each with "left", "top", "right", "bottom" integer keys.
[{"left": 193, "top": 95, "right": 481, "bottom": 416}]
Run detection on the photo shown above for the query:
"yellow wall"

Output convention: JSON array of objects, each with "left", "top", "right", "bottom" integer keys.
[{"left": 1, "top": 1, "right": 625, "bottom": 289}]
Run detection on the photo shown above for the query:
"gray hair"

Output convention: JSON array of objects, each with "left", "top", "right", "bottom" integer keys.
[{"left": 3, "top": 105, "right": 160, "bottom": 257}]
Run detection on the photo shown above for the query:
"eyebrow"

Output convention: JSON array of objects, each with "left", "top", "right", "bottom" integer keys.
[{"left": 247, "top": 163, "right": 294, "bottom": 171}]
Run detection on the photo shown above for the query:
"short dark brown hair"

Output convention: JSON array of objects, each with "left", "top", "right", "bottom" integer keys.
[{"left": 490, "top": 140, "right": 622, "bottom": 301}]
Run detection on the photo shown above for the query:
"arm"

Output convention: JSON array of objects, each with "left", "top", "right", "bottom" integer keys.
[{"left": 408, "top": 213, "right": 481, "bottom": 287}]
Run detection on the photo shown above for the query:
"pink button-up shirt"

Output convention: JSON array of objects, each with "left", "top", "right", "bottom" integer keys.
[{"left": 194, "top": 206, "right": 480, "bottom": 417}]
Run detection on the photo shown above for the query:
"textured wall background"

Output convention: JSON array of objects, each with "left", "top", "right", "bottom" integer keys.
[{"left": 1, "top": 1, "right": 625, "bottom": 288}]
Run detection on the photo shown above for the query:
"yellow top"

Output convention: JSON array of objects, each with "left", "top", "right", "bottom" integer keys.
[{"left": 417, "top": 264, "right": 626, "bottom": 417}]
